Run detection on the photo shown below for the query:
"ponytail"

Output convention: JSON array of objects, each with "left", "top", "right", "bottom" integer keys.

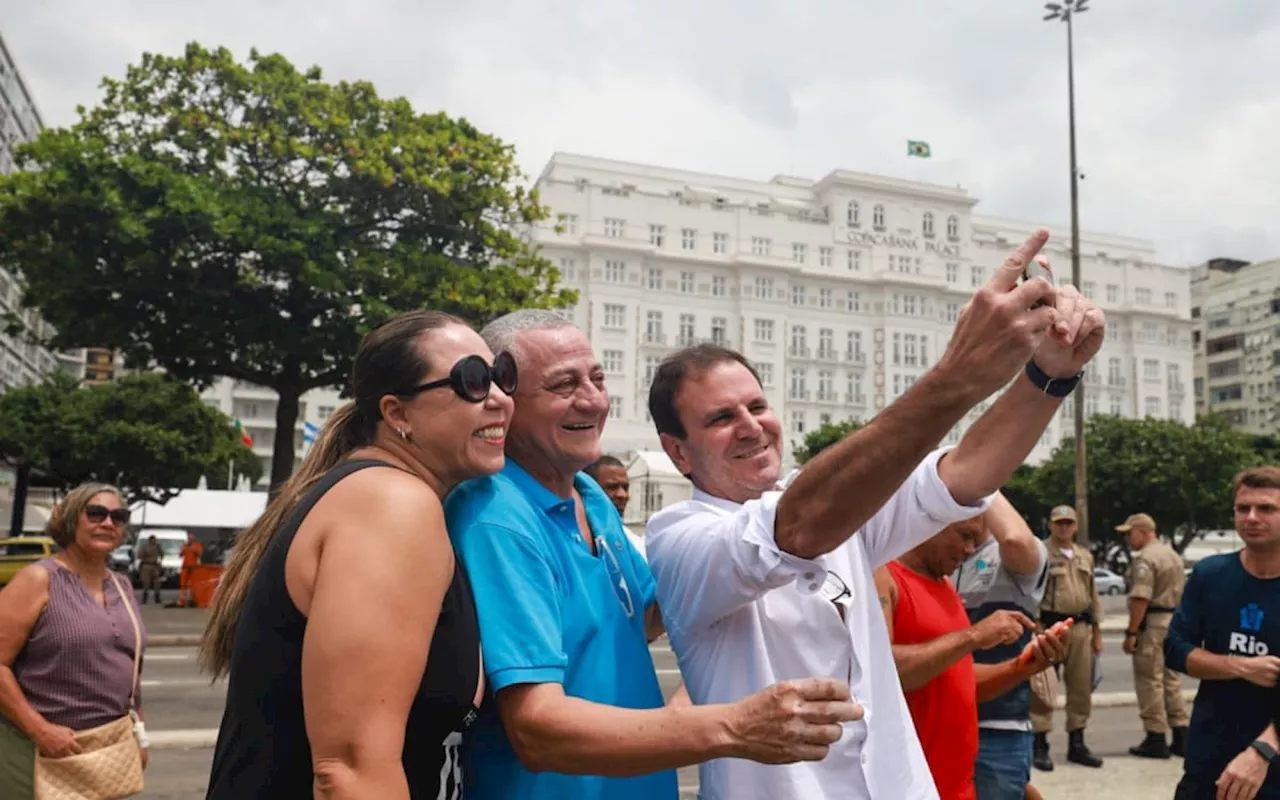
[{"left": 199, "top": 402, "right": 369, "bottom": 678}]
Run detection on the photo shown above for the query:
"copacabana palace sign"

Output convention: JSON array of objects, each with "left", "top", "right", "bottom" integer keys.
[{"left": 848, "top": 230, "right": 963, "bottom": 257}]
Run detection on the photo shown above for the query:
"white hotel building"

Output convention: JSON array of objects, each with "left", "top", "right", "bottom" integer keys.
[{"left": 531, "top": 153, "right": 1195, "bottom": 472}]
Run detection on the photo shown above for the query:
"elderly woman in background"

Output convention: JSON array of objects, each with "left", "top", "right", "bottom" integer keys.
[{"left": 0, "top": 482, "right": 148, "bottom": 798}]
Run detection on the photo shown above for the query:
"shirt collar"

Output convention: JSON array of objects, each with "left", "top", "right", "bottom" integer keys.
[
  {"left": 500, "top": 459, "right": 609, "bottom": 517},
  {"left": 690, "top": 474, "right": 790, "bottom": 514}
]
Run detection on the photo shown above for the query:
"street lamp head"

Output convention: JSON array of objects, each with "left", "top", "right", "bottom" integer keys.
[{"left": 1044, "top": 0, "right": 1089, "bottom": 21}]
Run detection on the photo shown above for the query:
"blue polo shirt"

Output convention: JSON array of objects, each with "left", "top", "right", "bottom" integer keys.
[{"left": 444, "top": 460, "right": 678, "bottom": 800}]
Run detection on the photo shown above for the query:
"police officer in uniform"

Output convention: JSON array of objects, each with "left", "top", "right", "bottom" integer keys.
[
  {"left": 1117, "top": 512, "right": 1189, "bottom": 759},
  {"left": 1031, "top": 505, "right": 1104, "bottom": 771}
]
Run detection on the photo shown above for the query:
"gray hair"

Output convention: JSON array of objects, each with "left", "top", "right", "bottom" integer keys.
[{"left": 481, "top": 309, "right": 577, "bottom": 358}]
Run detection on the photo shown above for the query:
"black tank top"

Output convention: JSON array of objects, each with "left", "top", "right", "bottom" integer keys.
[{"left": 206, "top": 459, "right": 481, "bottom": 800}]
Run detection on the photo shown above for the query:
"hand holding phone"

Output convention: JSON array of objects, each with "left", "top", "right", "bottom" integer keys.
[{"left": 1022, "top": 258, "right": 1055, "bottom": 309}]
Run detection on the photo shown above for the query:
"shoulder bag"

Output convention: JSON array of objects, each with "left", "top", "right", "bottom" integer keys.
[{"left": 34, "top": 571, "right": 145, "bottom": 800}]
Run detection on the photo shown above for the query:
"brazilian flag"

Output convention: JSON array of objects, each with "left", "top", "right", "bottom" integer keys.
[{"left": 907, "top": 140, "right": 932, "bottom": 158}]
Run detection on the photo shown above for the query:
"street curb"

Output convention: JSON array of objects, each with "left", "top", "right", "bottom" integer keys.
[
  {"left": 1056, "top": 689, "right": 1195, "bottom": 710},
  {"left": 148, "top": 634, "right": 202, "bottom": 648},
  {"left": 150, "top": 730, "right": 219, "bottom": 750},
  {"left": 147, "top": 690, "right": 1196, "bottom": 751}
]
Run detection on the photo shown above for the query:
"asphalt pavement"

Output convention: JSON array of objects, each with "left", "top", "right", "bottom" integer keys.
[{"left": 133, "top": 590, "right": 1195, "bottom": 798}]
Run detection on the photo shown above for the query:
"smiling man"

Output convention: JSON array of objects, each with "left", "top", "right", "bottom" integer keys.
[
  {"left": 444, "top": 310, "right": 865, "bottom": 800},
  {"left": 644, "top": 231, "right": 1107, "bottom": 799}
]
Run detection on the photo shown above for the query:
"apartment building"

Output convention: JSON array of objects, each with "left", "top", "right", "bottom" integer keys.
[
  {"left": 0, "top": 32, "right": 83, "bottom": 388},
  {"left": 1191, "top": 257, "right": 1280, "bottom": 433},
  {"left": 199, "top": 379, "right": 344, "bottom": 486}
]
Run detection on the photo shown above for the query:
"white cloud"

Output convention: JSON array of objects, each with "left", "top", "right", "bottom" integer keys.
[{"left": 6, "top": 0, "right": 1279, "bottom": 264}]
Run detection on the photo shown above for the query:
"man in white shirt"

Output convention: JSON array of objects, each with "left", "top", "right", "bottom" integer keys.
[{"left": 644, "top": 230, "right": 1106, "bottom": 800}]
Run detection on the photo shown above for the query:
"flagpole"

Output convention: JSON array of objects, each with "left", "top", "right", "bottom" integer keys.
[{"left": 228, "top": 459, "right": 233, "bottom": 490}]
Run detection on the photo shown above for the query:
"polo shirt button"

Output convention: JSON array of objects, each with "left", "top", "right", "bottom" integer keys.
[
  {"left": 809, "top": 583, "right": 819, "bottom": 591},
  {"left": 803, "top": 572, "right": 815, "bottom": 580}
]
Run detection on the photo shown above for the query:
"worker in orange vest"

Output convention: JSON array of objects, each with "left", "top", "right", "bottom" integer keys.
[{"left": 178, "top": 532, "right": 204, "bottom": 607}]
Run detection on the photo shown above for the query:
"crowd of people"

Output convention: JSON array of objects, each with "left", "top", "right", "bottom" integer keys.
[{"left": 0, "top": 227, "right": 1277, "bottom": 799}]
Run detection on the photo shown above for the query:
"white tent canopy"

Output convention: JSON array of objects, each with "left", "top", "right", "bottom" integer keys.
[
  {"left": 625, "top": 450, "right": 683, "bottom": 478},
  {"left": 0, "top": 503, "right": 53, "bottom": 534},
  {"left": 131, "top": 489, "right": 267, "bottom": 530}
]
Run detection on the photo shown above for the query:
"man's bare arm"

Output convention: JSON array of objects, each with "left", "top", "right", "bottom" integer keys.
[
  {"left": 935, "top": 381, "right": 1064, "bottom": 507},
  {"left": 983, "top": 492, "right": 1044, "bottom": 577},
  {"left": 974, "top": 661, "right": 1036, "bottom": 703},
  {"left": 775, "top": 231, "right": 1059, "bottom": 559},
  {"left": 875, "top": 567, "right": 978, "bottom": 692},
  {"left": 1126, "top": 597, "right": 1149, "bottom": 636},
  {"left": 893, "top": 632, "right": 983, "bottom": 693}
]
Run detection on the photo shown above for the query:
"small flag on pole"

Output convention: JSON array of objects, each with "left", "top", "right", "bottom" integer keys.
[
  {"left": 907, "top": 140, "right": 932, "bottom": 158},
  {"left": 233, "top": 418, "right": 253, "bottom": 447},
  {"left": 303, "top": 421, "right": 319, "bottom": 448}
]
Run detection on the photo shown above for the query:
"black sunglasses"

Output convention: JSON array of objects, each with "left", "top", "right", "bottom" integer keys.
[
  {"left": 85, "top": 504, "right": 131, "bottom": 526},
  {"left": 400, "top": 352, "right": 518, "bottom": 403}
]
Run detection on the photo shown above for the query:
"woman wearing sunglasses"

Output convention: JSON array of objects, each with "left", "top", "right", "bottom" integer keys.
[
  {"left": 201, "top": 309, "right": 517, "bottom": 800},
  {"left": 0, "top": 483, "right": 148, "bottom": 799}
]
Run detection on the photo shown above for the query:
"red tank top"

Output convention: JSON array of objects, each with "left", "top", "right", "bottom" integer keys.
[{"left": 887, "top": 560, "right": 978, "bottom": 800}]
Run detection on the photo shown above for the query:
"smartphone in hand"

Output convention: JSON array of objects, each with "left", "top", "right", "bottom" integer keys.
[{"left": 1022, "top": 259, "right": 1055, "bottom": 308}]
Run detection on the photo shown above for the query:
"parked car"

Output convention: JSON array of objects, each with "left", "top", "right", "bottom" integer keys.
[
  {"left": 110, "top": 544, "right": 134, "bottom": 573},
  {"left": 1095, "top": 567, "right": 1126, "bottom": 595},
  {"left": 0, "top": 536, "right": 59, "bottom": 585}
]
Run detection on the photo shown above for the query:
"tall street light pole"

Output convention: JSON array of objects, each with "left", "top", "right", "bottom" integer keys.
[{"left": 1044, "top": 0, "right": 1090, "bottom": 543}]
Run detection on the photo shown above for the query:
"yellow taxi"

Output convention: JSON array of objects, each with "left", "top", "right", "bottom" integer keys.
[{"left": 0, "top": 536, "right": 58, "bottom": 585}]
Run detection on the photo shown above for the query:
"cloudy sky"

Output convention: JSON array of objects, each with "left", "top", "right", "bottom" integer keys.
[{"left": 6, "top": 0, "right": 1277, "bottom": 265}]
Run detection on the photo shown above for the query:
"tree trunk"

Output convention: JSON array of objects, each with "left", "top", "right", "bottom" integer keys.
[
  {"left": 8, "top": 461, "right": 29, "bottom": 538},
  {"left": 1175, "top": 518, "right": 1200, "bottom": 555},
  {"left": 270, "top": 385, "right": 302, "bottom": 497}
]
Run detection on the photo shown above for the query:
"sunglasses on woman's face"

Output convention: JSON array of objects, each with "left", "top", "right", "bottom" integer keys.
[
  {"left": 85, "top": 504, "right": 131, "bottom": 526},
  {"left": 400, "top": 352, "right": 518, "bottom": 404}
]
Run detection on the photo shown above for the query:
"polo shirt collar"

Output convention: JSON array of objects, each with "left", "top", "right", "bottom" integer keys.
[{"left": 501, "top": 459, "right": 605, "bottom": 515}]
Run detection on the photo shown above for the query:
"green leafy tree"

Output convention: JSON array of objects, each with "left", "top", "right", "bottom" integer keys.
[
  {"left": 1031, "top": 414, "right": 1257, "bottom": 556},
  {"left": 0, "top": 43, "right": 574, "bottom": 488},
  {"left": 0, "top": 372, "right": 261, "bottom": 504},
  {"left": 793, "top": 419, "right": 864, "bottom": 465}
]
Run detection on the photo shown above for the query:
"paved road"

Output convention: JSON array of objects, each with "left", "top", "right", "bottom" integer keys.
[{"left": 131, "top": 591, "right": 1194, "bottom": 797}]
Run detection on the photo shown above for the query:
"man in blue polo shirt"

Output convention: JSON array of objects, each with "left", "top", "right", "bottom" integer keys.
[{"left": 444, "top": 310, "right": 862, "bottom": 800}]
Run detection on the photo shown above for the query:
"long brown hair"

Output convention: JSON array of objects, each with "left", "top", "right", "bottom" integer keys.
[{"left": 199, "top": 310, "right": 465, "bottom": 678}]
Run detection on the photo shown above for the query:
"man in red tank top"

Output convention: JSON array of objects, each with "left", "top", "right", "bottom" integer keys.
[{"left": 874, "top": 516, "right": 1069, "bottom": 800}]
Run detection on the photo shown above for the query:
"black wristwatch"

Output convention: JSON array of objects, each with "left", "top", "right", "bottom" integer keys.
[
  {"left": 1025, "top": 360, "right": 1083, "bottom": 398},
  {"left": 1125, "top": 630, "right": 1139, "bottom": 637},
  {"left": 1251, "top": 740, "right": 1277, "bottom": 763}
]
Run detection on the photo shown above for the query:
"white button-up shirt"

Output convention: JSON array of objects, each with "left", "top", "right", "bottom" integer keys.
[{"left": 646, "top": 448, "right": 993, "bottom": 800}]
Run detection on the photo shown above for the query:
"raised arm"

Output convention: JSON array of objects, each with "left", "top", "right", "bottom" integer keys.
[
  {"left": 458, "top": 518, "right": 860, "bottom": 775},
  {"left": 776, "top": 230, "right": 1105, "bottom": 559},
  {"left": 302, "top": 474, "right": 448, "bottom": 800},
  {"left": 984, "top": 492, "right": 1046, "bottom": 578},
  {"left": 0, "top": 566, "right": 81, "bottom": 759}
]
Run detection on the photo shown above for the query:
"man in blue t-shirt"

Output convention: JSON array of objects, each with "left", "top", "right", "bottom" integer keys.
[
  {"left": 1166, "top": 466, "right": 1280, "bottom": 800},
  {"left": 444, "top": 310, "right": 862, "bottom": 800}
]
